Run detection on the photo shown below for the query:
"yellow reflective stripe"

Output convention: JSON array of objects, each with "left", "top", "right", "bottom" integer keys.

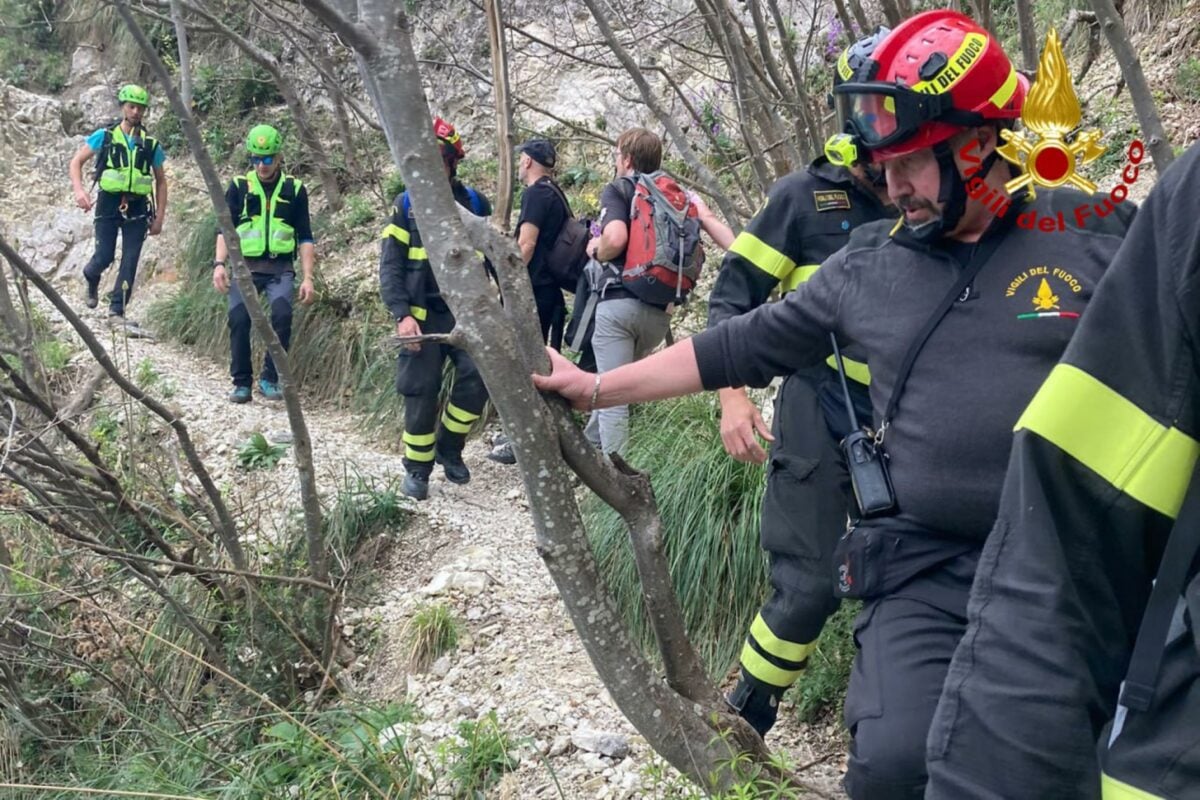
[
  {"left": 409, "top": 306, "right": 427, "bottom": 321},
  {"left": 779, "top": 263, "right": 821, "bottom": 294},
  {"left": 749, "top": 614, "right": 817, "bottom": 664},
  {"left": 405, "top": 446, "right": 435, "bottom": 462},
  {"left": 827, "top": 355, "right": 871, "bottom": 385},
  {"left": 836, "top": 50, "right": 853, "bottom": 82},
  {"left": 403, "top": 431, "right": 436, "bottom": 446},
  {"left": 729, "top": 231, "right": 796, "bottom": 282},
  {"left": 889, "top": 217, "right": 904, "bottom": 236},
  {"left": 445, "top": 402, "right": 480, "bottom": 423},
  {"left": 1101, "top": 773, "right": 1165, "bottom": 800},
  {"left": 440, "top": 415, "right": 472, "bottom": 434},
  {"left": 911, "top": 32, "right": 988, "bottom": 95},
  {"left": 409, "top": 247, "right": 429, "bottom": 261},
  {"left": 382, "top": 223, "right": 410, "bottom": 244},
  {"left": 1015, "top": 364, "right": 1200, "bottom": 519},
  {"left": 989, "top": 66, "right": 1019, "bottom": 110},
  {"left": 740, "top": 642, "right": 803, "bottom": 688}
]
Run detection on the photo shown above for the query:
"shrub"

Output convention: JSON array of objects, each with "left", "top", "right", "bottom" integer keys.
[
  {"left": 583, "top": 393, "right": 768, "bottom": 674},
  {"left": 443, "top": 712, "right": 520, "bottom": 796},
  {"left": 1176, "top": 57, "right": 1200, "bottom": 102},
  {"left": 236, "top": 432, "right": 287, "bottom": 470}
]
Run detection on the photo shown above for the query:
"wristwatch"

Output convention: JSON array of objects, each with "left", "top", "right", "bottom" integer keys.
[{"left": 213, "top": 260, "right": 226, "bottom": 268}]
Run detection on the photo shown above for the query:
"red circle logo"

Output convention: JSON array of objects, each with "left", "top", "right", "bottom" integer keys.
[{"left": 1033, "top": 144, "right": 1070, "bottom": 183}]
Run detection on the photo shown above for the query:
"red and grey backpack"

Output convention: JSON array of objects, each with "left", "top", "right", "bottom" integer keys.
[{"left": 619, "top": 171, "right": 704, "bottom": 304}]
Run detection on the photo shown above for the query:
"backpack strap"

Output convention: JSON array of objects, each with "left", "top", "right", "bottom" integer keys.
[
  {"left": 544, "top": 178, "right": 575, "bottom": 219},
  {"left": 465, "top": 187, "right": 484, "bottom": 216}
]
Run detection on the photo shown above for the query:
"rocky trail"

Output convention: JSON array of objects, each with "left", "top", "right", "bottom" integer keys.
[{"left": 42, "top": 279, "right": 847, "bottom": 798}]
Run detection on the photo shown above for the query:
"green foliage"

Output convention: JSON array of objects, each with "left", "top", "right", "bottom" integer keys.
[
  {"left": 0, "top": 0, "right": 67, "bottom": 92},
  {"left": 442, "top": 712, "right": 520, "bottom": 796},
  {"left": 383, "top": 171, "right": 407, "bottom": 203},
  {"left": 583, "top": 394, "right": 768, "bottom": 674},
  {"left": 35, "top": 339, "right": 72, "bottom": 371},
  {"left": 236, "top": 432, "right": 287, "bottom": 471},
  {"left": 1176, "top": 57, "right": 1200, "bottom": 102},
  {"left": 324, "top": 473, "right": 412, "bottom": 575},
  {"left": 641, "top": 733, "right": 813, "bottom": 798},
  {"left": 790, "top": 601, "right": 859, "bottom": 723},
  {"left": 405, "top": 603, "right": 460, "bottom": 671}
]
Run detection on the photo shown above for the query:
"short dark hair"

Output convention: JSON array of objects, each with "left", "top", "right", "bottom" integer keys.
[{"left": 617, "top": 127, "right": 662, "bottom": 173}]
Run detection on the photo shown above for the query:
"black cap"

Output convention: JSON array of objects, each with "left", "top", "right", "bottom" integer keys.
[{"left": 520, "top": 138, "right": 556, "bottom": 168}]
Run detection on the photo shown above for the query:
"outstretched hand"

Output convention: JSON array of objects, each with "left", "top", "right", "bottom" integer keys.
[
  {"left": 532, "top": 347, "right": 595, "bottom": 411},
  {"left": 718, "top": 388, "right": 774, "bottom": 464}
]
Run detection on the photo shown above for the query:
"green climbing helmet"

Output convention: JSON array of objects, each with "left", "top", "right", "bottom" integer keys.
[
  {"left": 245, "top": 124, "right": 282, "bottom": 156},
  {"left": 117, "top": 84, "right": 149, "bottom": 107}
]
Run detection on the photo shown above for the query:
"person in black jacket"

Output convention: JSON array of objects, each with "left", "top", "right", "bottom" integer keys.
[
  {"left": 535, "top": 12, "right": 1136, "bottom": 798},
  {"left": 924, "top": 144, "right": 1199, "bottom": 800},
  {"left": 380, "top": 118, "right": 492, "bottom": 501},
  {"left": 714, "top": 30, "right": 894, "bottom": 738}
]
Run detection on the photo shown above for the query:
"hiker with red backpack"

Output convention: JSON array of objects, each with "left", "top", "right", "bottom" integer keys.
[{"left": 582, "top": 127, "right": 731, "bottom": 456}]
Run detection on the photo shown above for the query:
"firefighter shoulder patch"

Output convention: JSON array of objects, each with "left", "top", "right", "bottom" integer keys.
[{"left": 813, "top": 190, "right": 851, "bottom": 212}]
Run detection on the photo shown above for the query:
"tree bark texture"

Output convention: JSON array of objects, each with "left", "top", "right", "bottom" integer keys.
[
  {"left": 168, "top": 0, "right": 193, "bottom": 108},
  {"left": 1015, "top": 0, "right": 1039, "bottom": 72},
  {"left": 1087, "top": 0, "right": 1175, "bottom": 173},
  {"left": 485, "top": 0, "right": 515, "bottom": 229}
]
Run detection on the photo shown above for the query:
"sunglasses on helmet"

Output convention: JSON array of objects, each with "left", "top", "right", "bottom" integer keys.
[
  {"left": 832, "top": 83, "right": 982, "bottom": 151},
  {"left": 250, "top": 155, "right": 276, "bottom": 166}
]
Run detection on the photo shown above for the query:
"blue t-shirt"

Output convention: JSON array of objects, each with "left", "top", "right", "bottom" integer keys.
[{"left": 86, "top": 127, "right": 166, "bottom": 168}]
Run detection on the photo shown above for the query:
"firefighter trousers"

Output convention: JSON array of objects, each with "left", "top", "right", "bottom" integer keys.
[
  {"left": 737, "top": 365, "right": 870, "bottom": 704},
  {"left": 395, "top": 309, "right": 487, "bottom": 475}
]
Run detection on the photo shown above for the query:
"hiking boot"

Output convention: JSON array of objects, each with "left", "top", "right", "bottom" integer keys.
[
  {"left": 402, "top": 470, "right": 430, "bottom": 500},
  {"left": 486, "top": 440, "right": 516, "bottom": 465},
  {"left": 83, "top": 278, "right": 99, "bottom": 309},
  {"left": 726, "top": 679, "right": 782, "bottom": 738},
  {"left": 258, "top": 379, "right": 283, "bottom": 400},
  {"left": 435, "top": 451, "right": 471, "bottom": 484},
  {"left": 228, "top": 386, "right": 252, "bottom": 404}
]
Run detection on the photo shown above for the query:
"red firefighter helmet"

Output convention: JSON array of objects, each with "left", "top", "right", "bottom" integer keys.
[
  {"left": 833, "top": 10, "right": 1027, "bottom": 160},
  {"left": 433, "top": 116, "right": 465, "bottom": 162}
]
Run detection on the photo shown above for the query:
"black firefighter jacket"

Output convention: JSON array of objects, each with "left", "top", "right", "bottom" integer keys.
[
  {"left": 925, "top": 145, "right": 1200, "bottom": 800},
  {"left": 707, "top": 156, "right": 893, "bottom": 384},
  {"left": 692, "top": 186, "right": 1135, "bottom": 593}
]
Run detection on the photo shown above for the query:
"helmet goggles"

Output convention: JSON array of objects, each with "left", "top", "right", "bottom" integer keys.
[{"left": 833, "top": 82, "right": 983, "bottom": 153}]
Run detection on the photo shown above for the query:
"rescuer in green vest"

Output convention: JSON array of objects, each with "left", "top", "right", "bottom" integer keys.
[
  {"left": 212, "top": 124, "right": 316, "bottom": 403},
  {"left": 68, "top": 83, "right": 169, "bottom": 325}
]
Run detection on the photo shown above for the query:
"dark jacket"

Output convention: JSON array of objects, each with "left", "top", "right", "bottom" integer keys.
[
  {"left": 925, "top": 145, "right": 1200, "bottom": 800},
  {"left": 707, "top": 156, "right": 892, "bottom": 382},
  {"left": 379, "top": 181, "right": 492, "bottom": 323},
  {"left": 693, "top": 186, "right": 1135, "bottom": 562}
]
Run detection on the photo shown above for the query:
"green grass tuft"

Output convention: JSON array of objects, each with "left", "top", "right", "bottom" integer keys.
[
  {"left": 582, "top": 394, "right": 768, "bottom": 675},
  {"left": 404, "top": 603, "right": 460, "bottom": 672},
  {"left": 443, "top": 712, "right": 520, "bottom": 795}
]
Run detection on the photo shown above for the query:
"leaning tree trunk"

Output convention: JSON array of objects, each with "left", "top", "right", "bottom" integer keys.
[
  {"left": 485, "top": 0, "right": 515, "bottom": 229},
  {"left": 295, "top": 1, "right": 832, "bottom": 794},
  {"left": 168, "top": 0, "right": 193, "bottom": 108},
  {"left": 1015, "top": 0, "right": 1039, "bottom": 72},
  {"left": 1086, "top": 0, "right": 1175, "bottom": 173}
]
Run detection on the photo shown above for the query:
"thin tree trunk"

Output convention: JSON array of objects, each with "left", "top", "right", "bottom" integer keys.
[
  {"left": 847, "top": 0, "right": 871, "bottom": 32},
  {"left": 1087, "top": 0, "right": 1175, "bottom": 172},
  {"left": 877, "top": 0, "right": 903, "bottom": 27},
  {"left": 485, "top": 0, "right": 515, "bottom": 229},
  {"left": 113, "top": 1, "right": 328, "bottom": 585},
  {"left": 579, "top": 0, "right": 742, "bottom": 224},
  {"left": 766, "top": 0, "right": 820, "bottom": 159},
  {"left": 831, "top": 0, "right": 857, "bottom": 42},
  {"left": 168, "top": 0, "right": 193, "bottom": 108},
  {"left": 1015, "top": 0, "right": 1039, "bottom": 72}
]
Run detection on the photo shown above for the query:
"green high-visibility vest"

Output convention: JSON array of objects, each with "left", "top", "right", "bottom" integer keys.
[
  {"left": 235, "top": 172, "right": 301, "bottom": 258},
  {"left": 97, "top": 126, "right": 157, "bottom": 196}
]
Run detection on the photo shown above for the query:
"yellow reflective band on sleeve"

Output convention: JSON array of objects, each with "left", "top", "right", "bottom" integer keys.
[
  {"left": 445, "top": 402, "right": 480, "bottom": 423},
  {"left": 739, "top": 641, "right": 803, "bottom": 688},
  {"left": 405, "top": 446, "right": 435, "bottom": 462},
  {"left": 382, "top": 223, "right": 410, "bottom": 244},
  {"left": 409, "top": 247, "right": 429, "bottom": 262},
  {"left": 1015, "top": 364, "right": 1200, "bottom": 519},
  {"left": 989, "top": 67, "right": 1019, "bottom": 110},
  {"left": 1101, "top": 773, "right": 1165, "bottom": 800},
  {"left": 402, "top": 431, "right": 436, "bottom": 446},
  {"left": 409, "top": 306, "right": 428, "bottom": 322},
  {"left": 750, "top": 614, "right": 817, "bottom": 664},
  {"left": 728, "top": 231, "right": 796, "bottom": 282},
  {"left": 827, "top": 355, "right": 871, "bottom": 385},
  {"left": 779, "top": 264, "right": 821, "bottom": 294}
]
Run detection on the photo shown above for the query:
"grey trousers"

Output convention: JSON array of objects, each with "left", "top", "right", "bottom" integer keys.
[{"left": 584, "top": 297, "right": 669, "bottom": 455}]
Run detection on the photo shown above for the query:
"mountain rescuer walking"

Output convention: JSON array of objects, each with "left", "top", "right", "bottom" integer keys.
[
  {"left": 212, "top": 124, "right": 316, "bottom": 403},
  {"left": 380, "top": 118, "right": 493, "bottom": 501},
  {"left": 68, "top": 83, "right": 168, "bottom": 325},
  {"left": 535, "top": 11, "right": 1136, "bottom": 797},
  {"left": 716, "top": 31, "right": 895, "bottom": 738}
]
